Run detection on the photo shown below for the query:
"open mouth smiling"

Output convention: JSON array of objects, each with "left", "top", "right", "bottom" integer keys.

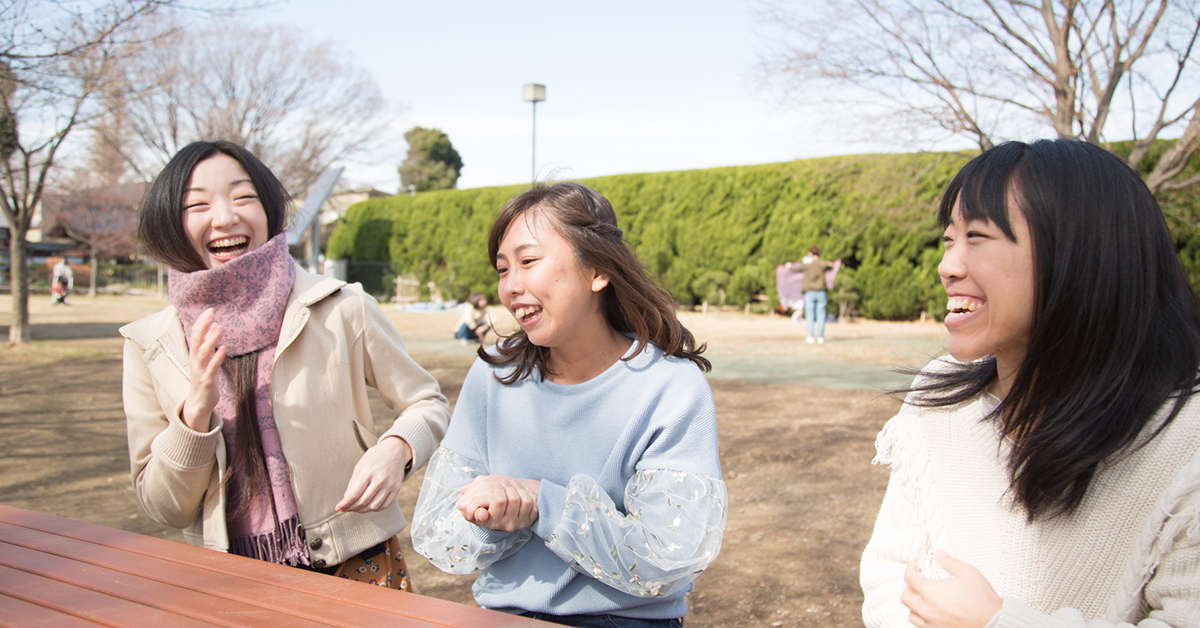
[
  {"left": 945, "top": 296, "right": 982, "bottom": 322},
  {"left": 208, "top": 236, "right": 250, "bottom": 260},
  {"left": 513, "top": 305, "right": 542, "bottom": 322},
  {"left": 947, "top": 297, "right": 980, "bottom": 314}
]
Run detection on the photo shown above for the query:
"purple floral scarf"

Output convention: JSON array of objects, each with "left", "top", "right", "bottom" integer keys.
[{"left": 168, "top": 234, "right": 308, "bottom": 566}]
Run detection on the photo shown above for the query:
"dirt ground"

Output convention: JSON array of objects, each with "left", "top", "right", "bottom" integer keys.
[{"left": 0, "top": 294, "right": 947, "bottom": 627}]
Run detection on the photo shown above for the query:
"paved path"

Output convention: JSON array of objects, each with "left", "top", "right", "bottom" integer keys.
[{"left": 400, "top": 328, "right": 945, "bottom": 392}]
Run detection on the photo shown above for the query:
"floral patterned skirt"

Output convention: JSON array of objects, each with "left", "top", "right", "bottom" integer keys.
[{"left": 330, "top": 536, "right": 412, "bottom": 592}]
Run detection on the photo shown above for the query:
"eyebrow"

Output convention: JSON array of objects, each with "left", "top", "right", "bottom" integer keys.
[
  {"left": 184, "top": 179, "right": 254, "bottom": 193},
  {"left": 495, "top": 243, "right": 540, "bottom": 260}
]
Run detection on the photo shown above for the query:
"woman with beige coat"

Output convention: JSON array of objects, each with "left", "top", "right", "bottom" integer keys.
[{"left": 122, "top": 140, "right": 449, "bottom": 589}]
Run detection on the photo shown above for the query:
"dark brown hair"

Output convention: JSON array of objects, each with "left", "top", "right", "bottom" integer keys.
[
  {"left": 139, "top": 140, "right": 291, "bottom": 517},
  {"left": 480, "top": 182, "right": 709, "bottom": 383}
]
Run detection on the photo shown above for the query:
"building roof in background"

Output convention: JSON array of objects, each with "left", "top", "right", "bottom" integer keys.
[{"left": 40, "top": 183, "right": 149, "bottom": 259}]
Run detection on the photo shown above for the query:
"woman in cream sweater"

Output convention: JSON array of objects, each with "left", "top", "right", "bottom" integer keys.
[{"left": 860, "top": 139, "right": 1200, "bottom": 628}]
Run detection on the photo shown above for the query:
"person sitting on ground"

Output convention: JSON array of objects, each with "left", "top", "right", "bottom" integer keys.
[{"left": 454, "top": 291, "right": 491, "bottom": 344}]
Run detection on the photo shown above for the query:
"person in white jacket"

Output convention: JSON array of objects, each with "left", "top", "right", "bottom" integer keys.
[{"left": 860, "top": 139, "right": 1200, "bottom": 628}]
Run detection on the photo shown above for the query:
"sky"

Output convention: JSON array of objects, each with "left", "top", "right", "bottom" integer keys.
[{"left": 249, "top": 1, "right": 958, "bottom": 193}]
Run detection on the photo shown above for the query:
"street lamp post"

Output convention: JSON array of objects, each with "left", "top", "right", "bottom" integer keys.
[{"left": 523, "top": 83, "right": 545, "bottom": 183}]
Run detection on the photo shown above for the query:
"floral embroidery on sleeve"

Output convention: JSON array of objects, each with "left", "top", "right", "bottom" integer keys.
[
  {"left": 544, "top": 469, "right": 727, "bottom": 598},
  {"left": 410, "top": 447, "right": 532, "bottom": 574}
]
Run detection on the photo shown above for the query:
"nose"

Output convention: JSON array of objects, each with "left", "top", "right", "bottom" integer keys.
[
  {"left": 938, "top": 242, "right": 965, "bottom": 286},
  {"left": 499, "top": 267, "right": 523, "bottom": 302},
  {"left": 210, "top": 199, "right": 239, "bottom": 229}
]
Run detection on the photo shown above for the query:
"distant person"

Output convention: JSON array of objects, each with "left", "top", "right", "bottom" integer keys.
[
  {"left": 860, "top": 140, "right": 1200, "bottom": 627},
  {"left": 411, "top": 182, "right": 726, "bottom": 628},
  {"left": 51, "top": 258, "right": 72, "bottom": 304},
  {"left": 51, "top": 275, "right": 69, "bottom": 305},
  {"left": 454, "top": 292, "right": 491, "bottom": 344},
  {"left": 790, "top": 246, "right": 834, "bottom": 344},
  {"left": 121, "top": 140, "right": 449, "bottom": 591}
]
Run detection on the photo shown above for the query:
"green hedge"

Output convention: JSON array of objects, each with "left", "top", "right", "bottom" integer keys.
[{"left": 329, "top": 148, "right": 1199, "bottom": 320}]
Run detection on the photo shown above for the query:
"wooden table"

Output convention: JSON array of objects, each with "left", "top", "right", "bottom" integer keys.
[{"left": 0, "top": 505, "right": 548, "bottom": 627}]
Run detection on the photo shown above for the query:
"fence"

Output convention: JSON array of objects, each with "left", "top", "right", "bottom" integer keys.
[
  {"left": 97, "top": 264, "right": 161, "bottom": 291},
  {"left": 346, "top": 261, "right": 396, "bottom": 299}
]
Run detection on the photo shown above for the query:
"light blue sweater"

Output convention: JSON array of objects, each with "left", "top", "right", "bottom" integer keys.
[{"left": 411, "top": 342, "right": 727, "bottom": 619}]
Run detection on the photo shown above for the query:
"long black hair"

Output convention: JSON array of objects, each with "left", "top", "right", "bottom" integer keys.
[
  {"left": 909, "top": 139, "right": 1200, "bottom": 520},
  {"left": 139, "top": 140, "right": 291, "bottom": 517},
  {"left": 481, "top": 182, "right": 709, "bottom": 383}
]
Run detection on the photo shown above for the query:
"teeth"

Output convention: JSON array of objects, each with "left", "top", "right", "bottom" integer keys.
[
  {"left": 209, "top": 236, "right": 248, "bottom": 250},
  {"left": 514, "top": 305, "right": 542, "bottom": 319},
  {"left": 947, "top": 297, "right": 981, "bottom": 313}
]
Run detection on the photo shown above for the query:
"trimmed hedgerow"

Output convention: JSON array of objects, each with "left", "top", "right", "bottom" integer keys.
[{"left": 329, "top": 147, "right": 1199, "bottom": 320}]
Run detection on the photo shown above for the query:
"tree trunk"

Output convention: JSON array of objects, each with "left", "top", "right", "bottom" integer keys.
[
  {"left": 8, "top": 224, "right": 29, "bottom": 343},
  {"left": 89, "top": 252, "right": 98, "bottom": 297}
]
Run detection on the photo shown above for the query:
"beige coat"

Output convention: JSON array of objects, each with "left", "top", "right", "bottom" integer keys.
[{"left": 121, "top": 267, "right": 450, "bottom": 567}]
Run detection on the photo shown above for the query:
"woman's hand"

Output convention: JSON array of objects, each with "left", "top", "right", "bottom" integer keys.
[
  {"left": 337, "top": 436, "right": 413, "bottom": 513},
  {"left": 457, "top": 475, "right": 539, "bottom": 531},
  {"left": 901, "top": 551, "right": 1002, "bottom": 628},
  {"left": 182, "top": 308, "right": 226, "bottom": 432}
]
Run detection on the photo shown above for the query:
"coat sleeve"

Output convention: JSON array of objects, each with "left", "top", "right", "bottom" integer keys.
[
  {"left": 123, "top": 338, "right": 221, "bottom": 530},
  {"left": 358, "top": 292, "right": 450, "bottom": 479}
]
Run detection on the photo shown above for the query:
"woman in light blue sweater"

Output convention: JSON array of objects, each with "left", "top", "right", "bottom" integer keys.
[{"left": 411, "top": 182, "right": 727, "bottom": 628}]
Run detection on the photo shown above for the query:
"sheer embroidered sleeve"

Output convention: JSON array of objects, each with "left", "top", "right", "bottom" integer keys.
[
  {"left": 410, "top": 447, "right": 533, "bottom": 574},
  {"left": 538, "top": 468, "right": 727, "bottom": 598}
]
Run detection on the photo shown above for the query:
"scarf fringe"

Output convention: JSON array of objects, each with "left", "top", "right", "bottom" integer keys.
[{"left": 229, "top": 513, "right": 310, "bottom": 567}]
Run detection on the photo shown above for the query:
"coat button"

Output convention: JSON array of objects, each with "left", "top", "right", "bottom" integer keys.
[
  {"left": 313, "top": 558, "right": 327, "bottom": 569},
  {"left": 309, "top": 537, "right": 323, "bottom": 550}
]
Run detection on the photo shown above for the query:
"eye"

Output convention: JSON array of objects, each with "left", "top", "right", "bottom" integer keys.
[{"left": 183, "top": 201, "right": 208, "bottom": 211}]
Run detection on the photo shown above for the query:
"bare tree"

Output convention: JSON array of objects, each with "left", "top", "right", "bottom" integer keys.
[
  {"left": 0, "top": 0, "right": 174, "bottom": 343},
  {"left": 107, "top": 19, "right": 394, "bottom": 196},
  {"left": 45, "top": 184, "right": 142, "bottom": 297},
  {"left": 760, "top": 0, "right": 1200, "bottom": 194}
]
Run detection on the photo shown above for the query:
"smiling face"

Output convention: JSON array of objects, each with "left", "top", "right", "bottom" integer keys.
[
  {"left": 938, "top": 196, "right": 1036, "bottom": 383},
  {"left": 182, "top": 153, "right": 269, "bottom": 269},
  {"left": 495, "top": 209, "right": 610, "bottom": 353}
]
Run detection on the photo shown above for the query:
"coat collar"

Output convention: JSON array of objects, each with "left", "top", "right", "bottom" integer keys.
[{"left": 119, "top": 264, "right": 347, "bottom": 370}]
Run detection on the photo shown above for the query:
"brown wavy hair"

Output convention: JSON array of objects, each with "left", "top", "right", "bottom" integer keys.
[{"left": 480, "top": 182, "right": 709, "bottom": 383}]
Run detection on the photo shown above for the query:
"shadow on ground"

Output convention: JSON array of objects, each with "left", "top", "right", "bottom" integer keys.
[{"left": 0, "top": 322, "right": 125, "bottom": 341}]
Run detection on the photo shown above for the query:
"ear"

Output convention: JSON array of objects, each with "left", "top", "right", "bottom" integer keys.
[{"left": 590, "top": 268, "right": 610, "bottom": 293}]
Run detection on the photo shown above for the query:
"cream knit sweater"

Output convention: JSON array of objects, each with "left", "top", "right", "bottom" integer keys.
[{"left": 860, "top": 379, "right": 1200, "bottom": 628}]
